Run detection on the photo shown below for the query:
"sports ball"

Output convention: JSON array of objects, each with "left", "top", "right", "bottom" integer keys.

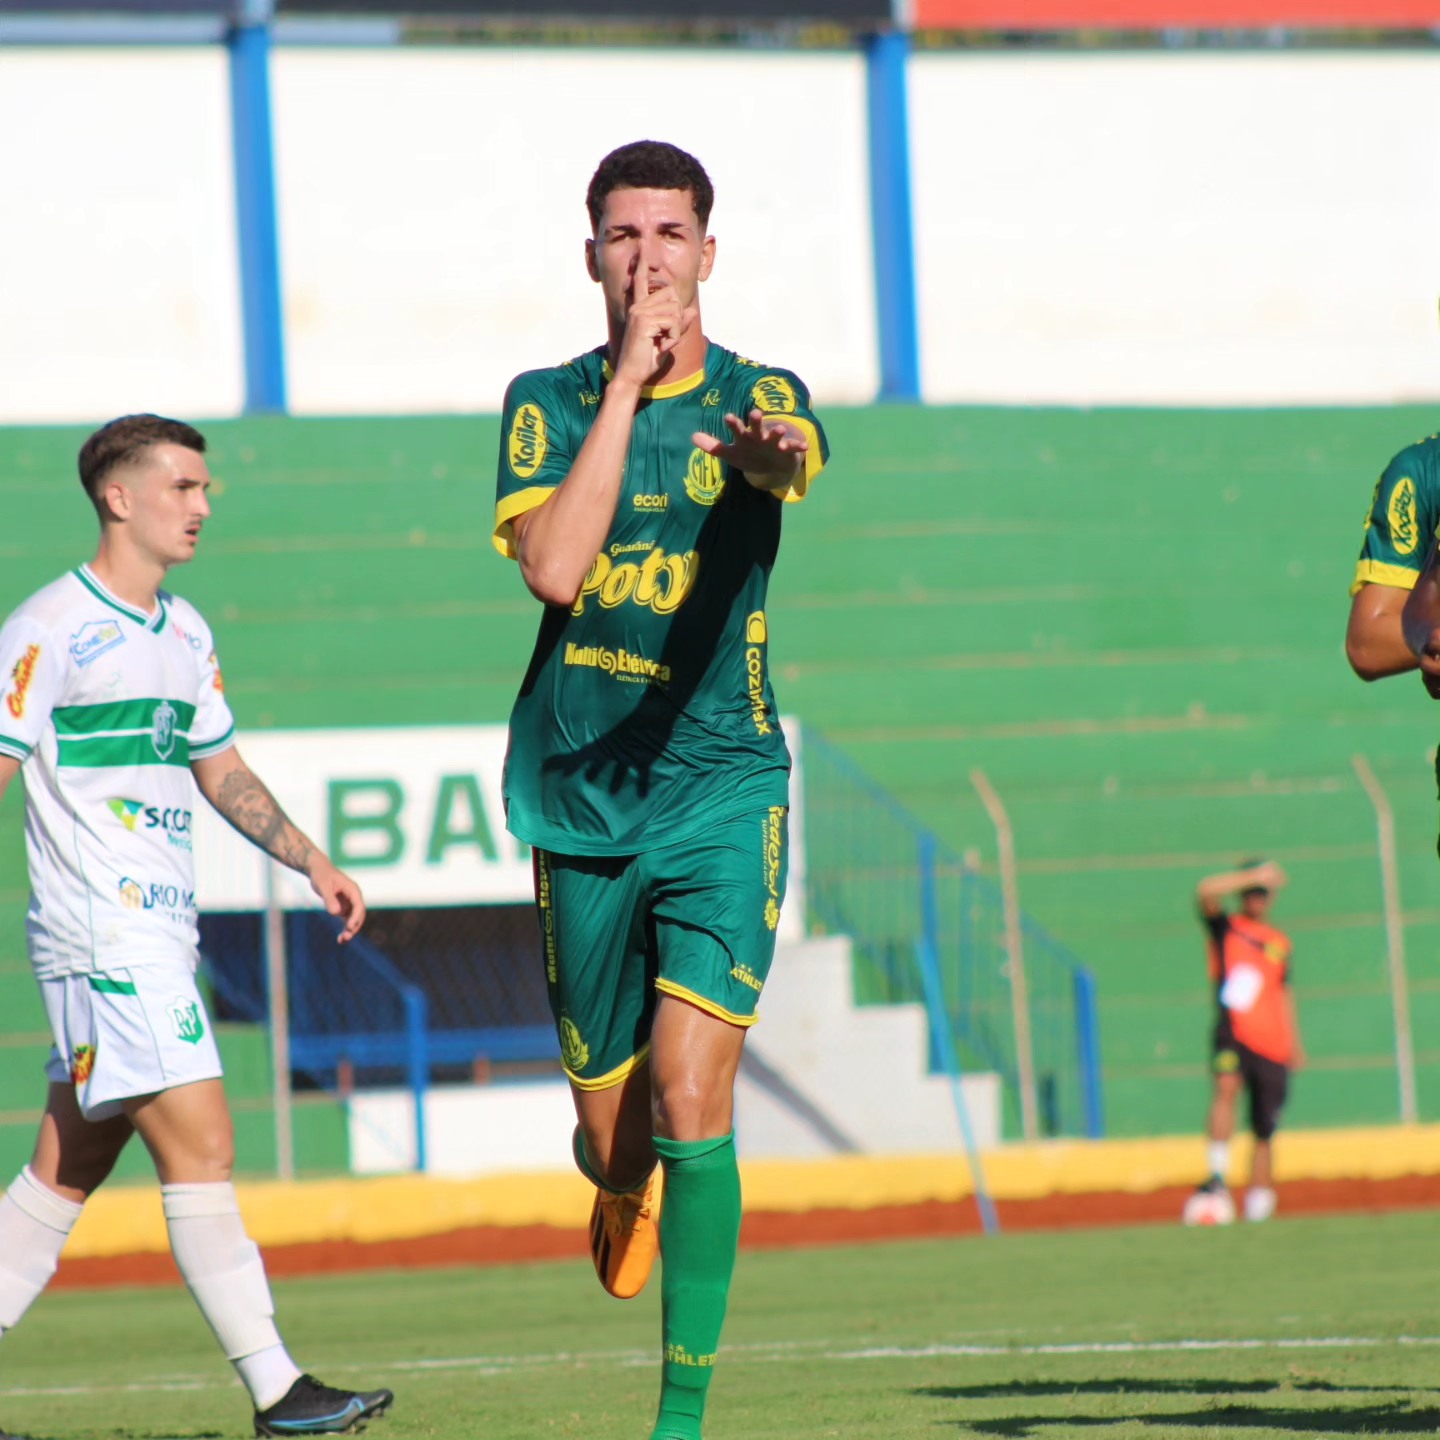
[{"left": 1182, "top": 1189, "right": 1236, "bottom": 1227}]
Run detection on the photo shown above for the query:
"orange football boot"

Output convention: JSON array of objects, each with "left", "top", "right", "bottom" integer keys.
[{"left": 589, "top": 1167, "right": 662, "bottom": 1299}]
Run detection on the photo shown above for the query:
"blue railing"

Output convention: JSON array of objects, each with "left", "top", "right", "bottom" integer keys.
[
  {"left": 201, "top": 909, "right": 559, "bottom": 1173},
  {"left": 287, "top": 917, "right": 430, "bottom": 1169},
  {"left": 801, "top": 728, "right": 1103, "bottom": 1140}
]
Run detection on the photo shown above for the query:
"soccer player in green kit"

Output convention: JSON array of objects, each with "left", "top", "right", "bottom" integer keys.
[
  {"left": 1345, "top": 428, "right": 1440, "bottom": 841},
  {"left": 493, "top": 140, "right": 828, "bottom": 1440},
  {"left": 1346, "top": 427, "right": 1440, "bottom": 683}
]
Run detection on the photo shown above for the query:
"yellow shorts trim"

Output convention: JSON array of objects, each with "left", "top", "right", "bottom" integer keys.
[
  {"left": 493, "top": 486, "right": 556, "bottom": 558},
  {"left": 1351, "top": 559, "right": 1419, "bottom": 596},
  {"left": 654, "top": 978, "right": 758, "bottom": 1029},
  {"left": 565, "top": 1041, "right": 652, "bottom": 1092}
]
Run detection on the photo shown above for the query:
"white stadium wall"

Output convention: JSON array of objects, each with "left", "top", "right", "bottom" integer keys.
[
  {"left": 1, "top": 47, "right": 1437, "bottom": 424},
  {"left": 910, "top": 52, "right": 1440, "bottom": 406},
  {"left": 269, "top": 48, "right": 879, "bottom": 415},
  {"left": 0, "top": 49, "right": 245, "bottom": 424}
]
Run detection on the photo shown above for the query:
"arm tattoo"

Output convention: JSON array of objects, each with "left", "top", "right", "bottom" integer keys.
[{"left": 211, "top": 765, "right": 314, "bottom": 873}]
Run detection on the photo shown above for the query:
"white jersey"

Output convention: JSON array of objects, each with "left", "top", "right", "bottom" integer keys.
[{"left": 0, "top": 566, "right": 237, "bottom": 979}]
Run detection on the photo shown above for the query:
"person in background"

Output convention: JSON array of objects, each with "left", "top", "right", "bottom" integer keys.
[{"left": 1191, "top": 860, "right": 1302, "bottom": 1224}]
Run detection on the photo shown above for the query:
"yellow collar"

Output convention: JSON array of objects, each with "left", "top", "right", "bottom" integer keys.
[{"left": 602, "top": 359, "right": 706, "bottom": 400}]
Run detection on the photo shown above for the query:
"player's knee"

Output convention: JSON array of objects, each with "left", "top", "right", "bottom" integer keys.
[
  {"left": 1251, "top": 1110, "right": 1279, "bottom": 1142},
  {"left": 192, "top": 1136, "right": 235, "bottom": 1183},
  {"left": 651, "top": 1077, "right": 732, "bottom": 1143},
  {"left": 152, "top": 1132, "right": 235, "bottom": 1185}
]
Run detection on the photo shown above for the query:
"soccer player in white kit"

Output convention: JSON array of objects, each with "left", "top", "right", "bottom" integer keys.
[{"left": 0, "top": 415, "right": 393, "bottom": 1437}]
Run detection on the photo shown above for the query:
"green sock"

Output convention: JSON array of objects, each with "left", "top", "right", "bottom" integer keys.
[
  {"left": 571, "top": 1127, "right": 619, "bottom": 1194},
  {"left": 649, "top": 1132, "right": 741, "bottom": 1440},
  {"left": 571, "top": 1126, "right": 652, "bottom": 1195}
]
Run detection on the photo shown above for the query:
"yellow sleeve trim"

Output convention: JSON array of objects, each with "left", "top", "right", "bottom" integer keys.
[
  {"left": 654, "top": 978, "right": 759, "bottom": 1028},
  {"left": 565, "top": 1041, "right": 653, "bottom": 1093},
  {"left": 753, "top": 413, "right": 825, "bottom": 502},
  {"left": 493, "top": 486, "right": 556, "bottom": 559},
  {"left": 1350, "top": 559, "right": 1420, "bottom": 597}
]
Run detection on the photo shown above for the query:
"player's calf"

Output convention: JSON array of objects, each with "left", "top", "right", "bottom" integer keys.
[{"left": 575, "top": 1127, "right": 662, "bottom": 1299}]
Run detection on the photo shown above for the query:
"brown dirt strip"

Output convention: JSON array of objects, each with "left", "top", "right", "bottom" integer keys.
[{"left": 50, "top": 1173, "right": 1440, "bottom": 1291}]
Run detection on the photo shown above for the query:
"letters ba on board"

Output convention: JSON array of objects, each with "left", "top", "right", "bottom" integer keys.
[
  {"left": 192, "top": 725, "right": 530, "bottom": 911},
  {"left": 191, "top": 723, "right": 806, "bottom": 939}
]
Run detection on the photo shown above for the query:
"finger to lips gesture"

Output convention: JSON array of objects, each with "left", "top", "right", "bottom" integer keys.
[
  {"left": 692, "top": 409, "right": 808, "bottom": 479},
  {"left": 616, "top": 272, "right": 698, "bottom": 384}
]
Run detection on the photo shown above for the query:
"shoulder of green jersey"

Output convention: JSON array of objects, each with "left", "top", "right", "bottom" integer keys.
[
  {"left": 713, "top": 351, "right": 812, "bottom": 417},
  {"left": 1372, "top": 440, "right": 1440, "bottom": 561},
  {"left": 509, "top": 349, "right": 604, "bottom": 402}
]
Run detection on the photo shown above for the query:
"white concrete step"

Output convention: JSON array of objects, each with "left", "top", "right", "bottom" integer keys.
[{"left": 736, "top": 934, "right": 1000, "bottom": 1159}]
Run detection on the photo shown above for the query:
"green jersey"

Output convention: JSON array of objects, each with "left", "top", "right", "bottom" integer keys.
[
  {"left": 1353, "top": 431, "right": 1440, "bottom": 594},
  {"left": 494, "top": 341, "right": 828, "bottom": 857}
]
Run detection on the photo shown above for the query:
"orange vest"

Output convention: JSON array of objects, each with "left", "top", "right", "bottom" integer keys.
[{"left": 1206, "top": 913, "right": 1294, "bottom": 1065}]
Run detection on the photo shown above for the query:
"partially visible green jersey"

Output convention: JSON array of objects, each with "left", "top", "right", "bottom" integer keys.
[
  {"left": 494, "top": 341, "right": 828, "bottom": 857},
  {"left": 1352, "top": 431, "right": 1440, "bottom": 594}
]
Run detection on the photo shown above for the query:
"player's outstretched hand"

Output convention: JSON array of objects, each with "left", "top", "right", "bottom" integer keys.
[
  {"left": 691, "top": 409, "right": 806, "bottom": 484},
  {"left": 614, "top": 278, "right": 697, "bottom": 387},
  {"left": 307, "top": 857, "right": 366, "bottom": 942}
]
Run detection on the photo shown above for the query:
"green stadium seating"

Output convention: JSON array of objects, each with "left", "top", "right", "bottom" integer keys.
[{"left": 2, "top": 406, "right": 1436, "bottom": 1142}]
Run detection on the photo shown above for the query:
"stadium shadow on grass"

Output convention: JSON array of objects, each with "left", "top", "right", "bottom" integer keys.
[
  {"left": 939, "top": 1399, "right": 1440, "bottom": 1435},
  {"left": 921, "top": 1380, "right": 1440, "bottom": 1399},
  {"left": 0, "top": 1433, "right": 224, "bottom": 1440},
  {"left": 921, "top": 1380, "right": 1281, "bottom": 1397}
]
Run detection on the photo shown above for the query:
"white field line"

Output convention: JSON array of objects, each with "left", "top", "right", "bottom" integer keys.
[{"left": 3, "top": 1334, "right": 1438, "bottom": 1400}]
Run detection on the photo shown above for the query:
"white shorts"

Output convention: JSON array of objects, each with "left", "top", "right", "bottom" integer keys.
[{"left": 41, "top": 960, "right": 224, "bottom": 1121}]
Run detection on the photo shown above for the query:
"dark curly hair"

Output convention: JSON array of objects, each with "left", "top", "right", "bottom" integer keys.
[{"left": 586, "top": 140, "right": 714, "bottom": 231}]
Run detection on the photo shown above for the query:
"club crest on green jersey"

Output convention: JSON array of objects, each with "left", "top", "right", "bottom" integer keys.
[
  {"left": 559, "top": 1016, "right": 589, "bottom": 1072},
  {"left": 684, "top": 449, "right": 725, "bottom": 507}
]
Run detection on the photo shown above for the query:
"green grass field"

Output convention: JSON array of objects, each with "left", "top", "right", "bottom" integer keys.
[{"left": 4, "top": 1213, "right": 1439, "bottom": 1439}]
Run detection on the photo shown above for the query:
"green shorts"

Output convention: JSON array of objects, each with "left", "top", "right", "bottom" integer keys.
[{"left": 533, "top": 806, "right": 789, "bottom": 1089}]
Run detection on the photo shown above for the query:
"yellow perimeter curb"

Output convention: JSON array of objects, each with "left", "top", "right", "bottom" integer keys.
[{"left": 54, "top": 1122, "right": 1440, "bottom": 1260}]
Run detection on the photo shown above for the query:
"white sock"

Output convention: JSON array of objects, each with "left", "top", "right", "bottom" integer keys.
[
  {"left": 161, "top": 1182, "right": 301, "bottom": 1409},
  {"left": 235, "top": 1344, "right": 304, "bottom": 1410},
  {"left": 1206, "top": 1139, "right": 1230, "bottom": 1181},
  {"left": 1245, "top": 1186, "right": 1278, "bottom": 1223},
  {"left": 0, "top": 1167, "right": 84, "bottom": 1334}
]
